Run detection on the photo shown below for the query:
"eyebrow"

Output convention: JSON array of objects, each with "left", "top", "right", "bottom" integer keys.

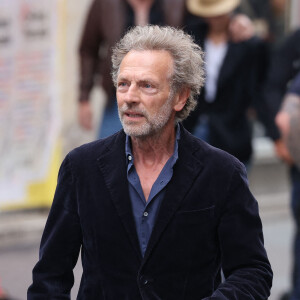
[
  {"left": 117, "top": 76, "right": 158, "bottom": 85},
  {"left": 117, "top": 76, "right": 129, "bottom": 82},
  {"left": 139, "top": 79, "right": 157, "bottom": 85}
]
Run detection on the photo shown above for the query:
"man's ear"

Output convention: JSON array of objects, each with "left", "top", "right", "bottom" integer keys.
[{"left": 174, "top": 88, "right": 190, "bottom": 112}]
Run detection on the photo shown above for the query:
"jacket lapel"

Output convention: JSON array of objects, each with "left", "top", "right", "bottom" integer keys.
[
  {"left": 217, "top": 42, "right": 245, "bottom": 90},
  {"left": 142, "top": 128, "right": 204, "bottom": 264},
  {"left": 96, "top": 131, "right": 142, "bottom": 260}
]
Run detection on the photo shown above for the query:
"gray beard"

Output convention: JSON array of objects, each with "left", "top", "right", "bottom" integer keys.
[{"left": 118, "top": 95, "right": 174, "bottom": 138}]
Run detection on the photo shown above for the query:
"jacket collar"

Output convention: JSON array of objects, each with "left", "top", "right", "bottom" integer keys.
[
  {"left": 97, "top": 131, "right": 143, "bottom": 260},
  {"left": 217, "top": 41, "right": 247, "bottom": 90},
  {"left": 96, "top": 126, "right": 204, "bottom": 263}
]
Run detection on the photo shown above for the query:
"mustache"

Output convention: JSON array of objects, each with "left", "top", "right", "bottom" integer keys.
[{"left": 119, "top": 104, "right": 147, "bottom": 117}]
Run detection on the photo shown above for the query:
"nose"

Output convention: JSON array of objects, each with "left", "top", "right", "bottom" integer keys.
[{"left": 124, "top": 83, "right": 140, "bottom": 104}]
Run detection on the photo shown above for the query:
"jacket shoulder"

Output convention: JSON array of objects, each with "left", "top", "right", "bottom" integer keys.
[
  {"left": 182, "top": 127, "right": 244, "bottom": 172},
  {"left": 67, "top": 131, "right": 124, "bottom": 165}
]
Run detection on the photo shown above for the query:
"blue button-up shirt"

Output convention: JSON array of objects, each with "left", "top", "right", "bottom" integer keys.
[{"left": 125, "top": 126, "right": 180, "bottom": 256}]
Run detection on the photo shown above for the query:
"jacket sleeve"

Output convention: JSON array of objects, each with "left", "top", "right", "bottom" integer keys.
[
  {"left": 204, "top": 161, "right": 273, "bottom": 299},
  {"left": 78, "top": 0, "right": 103, "bottom": 102},
  {"left": 27, "top": 155, "right": 82, "bottom": 299}
]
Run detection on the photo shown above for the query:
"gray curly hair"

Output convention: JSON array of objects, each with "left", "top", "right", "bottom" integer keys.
[{"left": 111, "top": 25, "right": 205, "bottom": 122}]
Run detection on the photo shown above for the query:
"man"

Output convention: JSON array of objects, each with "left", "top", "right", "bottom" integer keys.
[
  {"left": 274, "top": 73, "right": 300, "bottom": 300},
  {"left": 28, "top": 26, "right": 272, "bottom": 299},
  {"left": 261, "top": 28, "right": 300, "bottom": 300}
]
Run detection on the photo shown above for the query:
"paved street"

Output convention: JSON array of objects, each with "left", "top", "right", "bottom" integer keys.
[
  {"left": 0, "top": 158, "right": 295, "bottom": 300},
  {"left": 0, "top": 233, "right": 82, "bottom": 299}
]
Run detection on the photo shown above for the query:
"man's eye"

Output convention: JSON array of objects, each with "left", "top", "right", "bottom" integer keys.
[
  {"left": 143, "top": 83, "right": 154, "bottom": 89},
  {"left": 118, "top": 82, "right": 129, "bottom": 90}
]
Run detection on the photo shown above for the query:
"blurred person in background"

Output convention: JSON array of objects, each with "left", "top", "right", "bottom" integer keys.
[
  {"left": 183, "top": 0, "right": 269, "bottom": 168},
  {"left": 276, "top": 73, "right": 300, "bottom": 170},
  {"left": 263, "top": 28, "right": 300, "bottom": 300},
  {"left": 276, "top": 73, "right": 300, "bottom": 300},
  {"left": 237, "top": 0, "right": 288, "bottom": 45},
  {"left": 78, "top": 0, "right": 254, "bottom": 138},
  {"left": 263, "top": 28, "right": 300, "bottom": 156}
]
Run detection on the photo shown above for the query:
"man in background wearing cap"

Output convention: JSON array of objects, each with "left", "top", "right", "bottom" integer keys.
[{"left": 184, "top": 0, "right": 268, "bottom": 168}]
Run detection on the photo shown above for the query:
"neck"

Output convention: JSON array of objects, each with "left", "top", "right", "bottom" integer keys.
[
  {"left": 207, "top": 30, "right": 228, "bottom": 45},
  {"left": 131, "top": 124, "right": 176, "bottom": 166}
]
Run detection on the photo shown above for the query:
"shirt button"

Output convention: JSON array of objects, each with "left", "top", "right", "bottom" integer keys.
[
  {"left": 143, "top": 212, "right": 148, "bottom": 217},
  {"left": 128, "top": 155, "right": 132, "bottom": 161},
  {"left": 143, "top": 279, "right": 148, "bottom": 285}
]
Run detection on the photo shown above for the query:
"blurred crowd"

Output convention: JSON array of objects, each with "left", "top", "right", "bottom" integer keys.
[
  {"left": 76, "top": 1, "right": 299, "bottom": 299},
  {"left": 77, "top": 0, "right": 292, "bottom": 167}
]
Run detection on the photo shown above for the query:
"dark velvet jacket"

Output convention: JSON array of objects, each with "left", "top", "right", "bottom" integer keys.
[{"left": 28, "top": 126, "right": 272, "bottom": 299}]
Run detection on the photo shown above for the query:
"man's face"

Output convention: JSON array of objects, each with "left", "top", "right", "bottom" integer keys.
[{"left": 116, "top": 50, "right": 176, "bottom": 138}]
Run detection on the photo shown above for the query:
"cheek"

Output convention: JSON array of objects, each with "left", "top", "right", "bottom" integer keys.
[
  {"left": 116, "top": 94, "right": 124, "bottom": 106},
  {"left": 147, "top": 100, "right": 163, "bottom": 114}
]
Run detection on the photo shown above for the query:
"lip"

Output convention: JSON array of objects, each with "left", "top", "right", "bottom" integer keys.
[{"left": 124, "top": 111, "right": 144, "bottom": 119}]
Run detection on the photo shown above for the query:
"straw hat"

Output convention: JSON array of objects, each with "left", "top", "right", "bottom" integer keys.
[{"left": 186, "top": 0, "right": 240, "bottom": 18}]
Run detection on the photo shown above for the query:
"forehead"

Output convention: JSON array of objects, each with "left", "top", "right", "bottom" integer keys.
[{"left": 118, "top": 50, "right": 174, "bottom": 80}]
